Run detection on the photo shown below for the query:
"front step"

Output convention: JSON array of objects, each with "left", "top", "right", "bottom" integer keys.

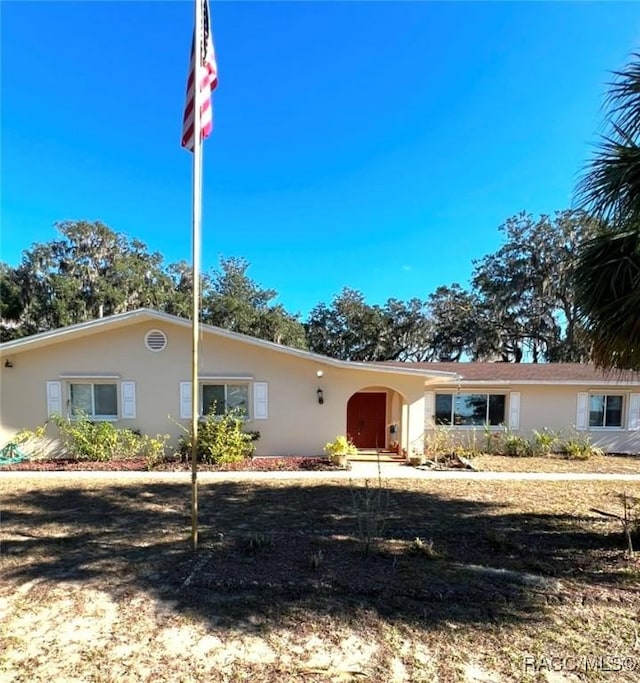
[{"left": 349, "top": 450, "right": 406, "bottom": 463}]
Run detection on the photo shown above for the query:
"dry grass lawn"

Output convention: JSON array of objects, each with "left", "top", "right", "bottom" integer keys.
[
  {"left": 1, "top": 474, "right": 639, "bottom": 682},
  {"left": 472, "top": 453, "right": 640, "bottom": 474}
]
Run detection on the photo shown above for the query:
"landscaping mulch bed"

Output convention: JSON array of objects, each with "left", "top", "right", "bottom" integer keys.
[{"left": 0, "top": 456, "right": 341, "bottom": 472}]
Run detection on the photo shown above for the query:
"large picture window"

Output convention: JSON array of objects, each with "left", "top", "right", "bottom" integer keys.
[
  {"left": 202, "top": 383, "right": 249, "bottom": 417},
  {"left": 69, "top": 383, "right": 118, "bottom": 419},
  {"left": 435, "top": 393, "right": 506, "bottom": 427},
  {"left": 589, "top": 394, "right": 623, "bottom": 428}
]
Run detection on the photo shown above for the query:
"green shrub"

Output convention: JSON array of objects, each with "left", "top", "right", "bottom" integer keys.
[
  {"left": 52, "top": 414, "right": 118, "bottom": 461},
  {"left": 530, "top": 428, "right": 558, "bottom": 456},
  {"left": 324, "top": 435, "right": 358, "bottom": 464},
  {"left": 489, "top": 427, "right": 536, "bottom": 457},
  {"left": 140, "top": 435, "right": 172, "bottom": 469},
  {"left": 51, "top": 413, "right": 169, "bottom": 463},
  {"left": 503, "top": 432, "right": 531, "bottom": 457},
  {"left": 178, "top": 409, "right": 259, "bottom": 464},
  {"left": 560, "top": 432, "right": 604, "bottom": 460}
]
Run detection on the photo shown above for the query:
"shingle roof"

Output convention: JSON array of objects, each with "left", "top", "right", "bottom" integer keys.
[{"left": 381, "top": 362, "right": 640, "bottom": 384}]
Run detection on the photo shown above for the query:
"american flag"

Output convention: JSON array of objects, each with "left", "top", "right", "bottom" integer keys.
[{"left": 181, "top": 0, "right": 218, "bottom": 152}]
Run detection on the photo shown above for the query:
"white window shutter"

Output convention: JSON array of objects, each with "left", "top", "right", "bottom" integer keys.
[
  {"left": 180, "top": 381, "right": 192, "bottom": 419},
  {"left": 46, "top": 381, "right": 63, "bottom": 417},
  {"left": 509, "top": 392, "right": 521, "bottom": 430},
  {"left": 576, "top": 392, "right": 588, "bottom": 431},
  {"left": 628, "top": 393, "right": 640, "bottom": 431},
  {"left": 253, "top": 382, "right": 268, "bottom": 420},
  {"left": 424, "top": 391, "right": 435, "bottom": 428},
  {"left": 121, "top": 381, "right": 136, "bottom": 419}
]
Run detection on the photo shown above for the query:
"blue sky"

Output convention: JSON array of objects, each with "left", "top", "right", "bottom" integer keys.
[{"left": 2, "top": 2, "right": 639, "bottom": 317}]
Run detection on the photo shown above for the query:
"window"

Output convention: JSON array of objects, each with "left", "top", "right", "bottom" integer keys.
[
  {"left": 435, "top": 393, "right": 506, "bottom": 427},
  {"left": 202, "top": 383, "right": 249, "bottom": 417},
  {"left": 435, "top": 394, "right": 453, "bottom": 425},
  {"left": 69, "top": 382, "right": 118, "bottom": 419},
  {"left": 180, "top": 380, "right": 265, "bottom": 421},
  {"left": 589, "top": 394, "right": 623, "bottom": 428}
]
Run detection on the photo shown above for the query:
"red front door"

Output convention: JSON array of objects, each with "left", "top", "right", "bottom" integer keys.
[{"left": 347, "top": 392, "right": 387, "bottom": 449}]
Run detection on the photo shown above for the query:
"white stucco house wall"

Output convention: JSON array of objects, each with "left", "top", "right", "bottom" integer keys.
[
  {"left": 0, "top": 309, "right": 456, "bottom": 457},
  {"left": 3, "top": 311, "right": 639, "bottom": 457},
  {"left": 400, "top": 362, "right": 640, "bottom": 454}
]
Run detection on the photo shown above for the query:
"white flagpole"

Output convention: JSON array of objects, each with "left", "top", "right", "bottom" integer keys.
[{"left": 191, "top": 0, "right": 204, "bottom": 552}]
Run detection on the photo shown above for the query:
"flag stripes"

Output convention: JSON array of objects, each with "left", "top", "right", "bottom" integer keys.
[{"left": 181, "top": 0, "right": 218, "bottom": 152}]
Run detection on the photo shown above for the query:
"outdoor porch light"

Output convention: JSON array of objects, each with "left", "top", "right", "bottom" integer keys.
[
  {"left": 4, "top": 360, "right": 13, "bottom": 368},
  {"left": 316, "top": 369, "right": 324, "bottom": 403}
]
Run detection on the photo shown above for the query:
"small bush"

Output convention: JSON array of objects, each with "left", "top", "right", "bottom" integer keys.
[
  {"left": 530, "top": 428, "right": 558, "bottom": 456},
  {"left": 141, "top": 435, "right": 172, "bottom": 469},
  {"left": 178, "top": 409, "right": 259, "bottom": 464},
  {"left": 489, "top": 427, "right": 565, "bottom": 458},
  {"left": 324, "top": 435, "right": 358, "bottom": 457},
  {"left": 560, "top": 432, "right": 604, "bottom": 460},
  {"left": 50, "top": 413, "right": 169, "bottom": 462},
  {"left": 503, "top": 432, "right": 531, "bottom": 457}
]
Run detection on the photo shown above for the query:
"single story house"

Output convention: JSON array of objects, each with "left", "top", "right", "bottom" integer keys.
[
  {"left": 393, "top": 362, "right": 640, "bottom": 454},
  {"left": 2, "top": 311, "right": 639, "bottom": 456},
  {"left": 0, "top": 309, "right": 457, "bottom": 457}
]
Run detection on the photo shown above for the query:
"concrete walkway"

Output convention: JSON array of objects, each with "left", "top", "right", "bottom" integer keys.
[{"left": 1, "top": 461, "right": 639, "bottom": 482}]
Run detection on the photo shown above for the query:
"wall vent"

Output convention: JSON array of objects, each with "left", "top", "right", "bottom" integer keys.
[{"left": 145, "top": 329, "right": 167, "bottom": 352}]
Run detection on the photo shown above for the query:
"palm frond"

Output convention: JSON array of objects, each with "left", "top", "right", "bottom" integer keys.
[
  {"left": 576, "top": 136, "right": 640, "bottom": 223},
  {"left": 574, "top": 229, "right": 640, "bottom": 370},
  {"left": 577, "top": 53, "right": 640, "bottom": 223},
  {"left": 606, "top": 52, "right": 640, "bottom": 139}
]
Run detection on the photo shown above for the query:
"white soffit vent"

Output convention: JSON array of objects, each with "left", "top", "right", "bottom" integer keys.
[{"left": 145, "top": 329, "right": 167, "bottom": 352}]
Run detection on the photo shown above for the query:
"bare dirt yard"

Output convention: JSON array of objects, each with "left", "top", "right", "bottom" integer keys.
[{"left": 1, "top": 475, "right": 639, "bottom": 682}]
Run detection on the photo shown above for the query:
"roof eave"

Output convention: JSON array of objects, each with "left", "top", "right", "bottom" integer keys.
[
  {"left": 429, "top": 379, "right": 640, "bottom": 386},
  {"left": 0, "top": 309, "right": 460, "bottom": 381}
]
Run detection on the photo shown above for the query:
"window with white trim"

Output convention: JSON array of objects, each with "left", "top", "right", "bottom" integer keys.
[
  {"left": 69, "top": 382, "right": 118, "bottom": 419},
  {"left": 46, "top": 380, "right": 135, "bottom": 420},
  {"left": 180, "top": 381, "right": 266, "bottom": 420},
  {"left": 589, "top": 394, "right": 623, "bottom": 428},
  {"left": 202, "top": 383, "right": 249, "bottom": 417},
  {"left": 435, "top": 393, "right": 506, "bottom": 427}
]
